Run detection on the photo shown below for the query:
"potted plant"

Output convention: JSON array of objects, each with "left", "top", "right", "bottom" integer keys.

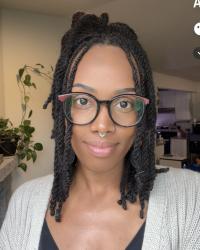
[
  {"left": 0, "top": 118, "right": 19, "bottom": 156},
  {"left": 0, "top": 64, "right": 53, "bottom": 171}
]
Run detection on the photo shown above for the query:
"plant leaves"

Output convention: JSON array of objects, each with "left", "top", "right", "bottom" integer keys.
[
  {"left": 28, "top": 110, "right": 33, "bottom": 118},
  {"left": 18, "top": 162, "right": 27, "bottom": 171},
  {"left": 31, "top": 151, "right": 37, "bottom": 162},
  {"left": 13, "top": 127, "right": 19, "bottom": 133},
  {"left": 32, "top": 83, "right": 37, "bottom": 89},
  {"left": 23, "top": 120, "right": 31, "bottom": 126},
  {"left": 18, "top": 68, "right": 25, "bottom": 79},
  {"left": 34, "top": 143, "right": 43, "bottom": 151},
  {"left": 23, "top": 74, "right": 31, "bottom": 86},
  {"left": 36, "top": 63, "right": 44, "bottom": 68},
  {"left": 23, "top": 126, "right": 35, "bottom": 135},
  {"left": 19, "top": 152, "right": 26, "bottom": 160},
  {"left": 26, "top": 152, "right": 32, "bottom": 161}
]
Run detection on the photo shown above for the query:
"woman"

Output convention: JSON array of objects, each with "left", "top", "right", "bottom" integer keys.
[{"left": 1, "top": 12, "right": 200, "bottom": 250}]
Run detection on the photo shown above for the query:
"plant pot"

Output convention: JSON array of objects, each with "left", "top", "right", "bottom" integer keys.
[{"left": 0, "top": 137, "right": 19, "bottom": 156}]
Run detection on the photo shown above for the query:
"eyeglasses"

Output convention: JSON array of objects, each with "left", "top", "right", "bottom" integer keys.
[{"left": 58, "top": 92, "right": 149, "bottom": 127}]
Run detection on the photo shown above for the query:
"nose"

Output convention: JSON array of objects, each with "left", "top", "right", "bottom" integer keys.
[{"left": 90, "top": 103, "right": 115, "bottom": 134}]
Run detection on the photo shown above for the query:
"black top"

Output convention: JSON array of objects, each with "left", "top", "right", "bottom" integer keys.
[{"left": 39, "top": 218, "right": 146, "bottom": 250}]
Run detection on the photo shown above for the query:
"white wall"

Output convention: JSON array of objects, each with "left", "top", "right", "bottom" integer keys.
[
  {"left": 1, "top": 8, "right": 69, "bottom": 191},
  {"left": 1, "top": 7, "right": 199, "bottom": 192},
  {"left": 153, "top": 72, "right": 199, "bottom": 92},
  {"left": 0, "top": 10, "right": 5, "bottom": 117},
  {"left": 153, "top": 72, "right": 200, "bottom": 120}
]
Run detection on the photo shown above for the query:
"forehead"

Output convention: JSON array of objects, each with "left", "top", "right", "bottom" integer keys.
[{"left": 72, "top": 45, "right": 136, "bottom": 96}]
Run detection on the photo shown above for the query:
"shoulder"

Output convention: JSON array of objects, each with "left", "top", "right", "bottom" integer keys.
[
  {"left": 150, "top": 167, "right": 200, "bottom": 248},
  {"left": 154, "top": 166, "right": 200, "bottom": 191},
  {"left": 0, "top": 174, "right": 54, "bottom": 248},
  {"left": 14, "top": 174, "right": 54, "bottom": 195},
  {"left": 152, "top": 167, "right": 200, "bottom": 212},
  {"left": 12, "top": 174, "right": 54, "bottom": 203},
  {"left": 6, "top": 174, "right": 53, "bottom": 217}
]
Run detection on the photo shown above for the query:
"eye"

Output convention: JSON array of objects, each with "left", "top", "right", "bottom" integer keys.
[
  {"left": 117, "top": 100, "right": 132, "bottom": 109},
  {"left": 72, "top": 95, "right": 95, "bottom": 109},
  {"left": 76, "top": 97, "right": 88, "bottom": 106},
  {"left": 113, "top": 98, "right": 133, "bottom": 112}
]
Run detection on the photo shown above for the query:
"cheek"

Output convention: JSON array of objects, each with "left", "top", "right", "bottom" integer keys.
[
  {"left": 120, "top": 127, "right": 136, "bottom": 153},
  {"left": 71, "top": 126, "right": 88, "bottom": 161},
  {"left": 71, "top": 126, "right": 80, "bottom": 154}
]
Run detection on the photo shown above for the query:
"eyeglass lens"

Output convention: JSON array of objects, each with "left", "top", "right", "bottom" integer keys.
[{"left": 63, "top": 93, "right": 145, "bottom": 126}]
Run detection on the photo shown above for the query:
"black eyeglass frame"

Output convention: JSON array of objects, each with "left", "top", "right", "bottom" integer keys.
[{"left": 58, "top": 92, "right": 149, "bottom": 127}]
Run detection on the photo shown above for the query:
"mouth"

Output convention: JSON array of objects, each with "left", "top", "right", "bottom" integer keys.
[{"left": 83, "top": 141, "right": 118, "bottom": 158}]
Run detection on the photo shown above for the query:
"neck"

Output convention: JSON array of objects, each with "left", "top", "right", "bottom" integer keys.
[{"left": 71, "top": 161, "right": 124, "bottom": 198}]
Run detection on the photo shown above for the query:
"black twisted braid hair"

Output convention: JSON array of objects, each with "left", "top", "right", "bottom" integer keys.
[{"left": 43, "top": 12, "right": 169, "bottom": 222}]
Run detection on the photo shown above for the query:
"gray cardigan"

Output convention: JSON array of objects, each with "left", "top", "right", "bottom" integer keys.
[{"left": 0, "top": 167, "right": 200, "bottom": 250}]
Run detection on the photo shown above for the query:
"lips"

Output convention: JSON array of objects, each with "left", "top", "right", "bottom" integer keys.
[
  {"left": 84, "top": 141, "right": 118, "bottom": 157},
  {"left": 85, "top": 141, "right": 117, "bottom": 148}
]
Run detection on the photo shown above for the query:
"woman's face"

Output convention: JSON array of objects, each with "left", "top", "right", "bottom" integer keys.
[{"left": 70, "top": 44, "right": 136, "bottom": 172}]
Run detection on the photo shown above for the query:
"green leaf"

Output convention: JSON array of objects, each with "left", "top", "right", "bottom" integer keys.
[
  {"left": 19, "top": 152, "right": 26, "bottom": 160},
  {"left": 23, "top": 136, "right": 30, "bottom": 143},
  {"left": 23, "top": 120, "right": 31, "bottom": 126},
  {"left": 34, "top": 143, "right": 43, "bottom": 151},
  {"left": 23, "top": 126, "right": 35, "bottom": 135},
  {"left": 26, "top": 152, "right": 32, "bottom": 161},
  {"left": 25, "top": 74, "right": 31, "bottom": 81},
  {"left": 31, "top": 151, "right": 37, "bottom": 162},
  {"left": 18, "top": 68, "right": 25, "bottom": 79},
  {"left": 32, "top": 83, "right": 37, "bottom": 89},
  {"left": 36, "top": 63, "right": 44, "bottom": 68},
  {"left": 29, "top": 127, "right": 35, "bottom": 134},
  {"left": 28, "top": 110, "right": 33, "bottom": 118},
  {"left": 13, "top": 127, "right": 19, "bottom": 133},
  {"left": 24, "top": 95, "right": 30, "bottom": 103},
  {"left": 18, "top": 163, "right": 27, "bottom": 171},
  {"left": 23, "top": 74, "right": 31, "bottom": 86}
]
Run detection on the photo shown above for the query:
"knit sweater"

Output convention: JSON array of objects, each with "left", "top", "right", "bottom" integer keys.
[{"left": 0, "top": 167, "right": 200, "bottom": 250}]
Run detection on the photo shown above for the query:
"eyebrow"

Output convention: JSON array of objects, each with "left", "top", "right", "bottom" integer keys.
[{"left": 72, "top": 83, "right": 136, "bottom": 95}]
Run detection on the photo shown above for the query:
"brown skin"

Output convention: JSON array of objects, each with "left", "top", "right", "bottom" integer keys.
[{"left": 45, "top": 45, "right": 148, "bottom": 250}]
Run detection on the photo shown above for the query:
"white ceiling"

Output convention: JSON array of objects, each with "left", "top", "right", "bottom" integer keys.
[{"left": 0, "top": 0, "right": 199, "bottom": 82}]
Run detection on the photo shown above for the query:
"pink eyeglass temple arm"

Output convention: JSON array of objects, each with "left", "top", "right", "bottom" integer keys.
[
  {"left": 141, "top": 97, "right": 149, "bottom": 105},
  {"left": 58, "top": 94, "right": 150, "bottom": 105},
  {"left": 58, "top": 94, "right": 69, "bottom": 102}
]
